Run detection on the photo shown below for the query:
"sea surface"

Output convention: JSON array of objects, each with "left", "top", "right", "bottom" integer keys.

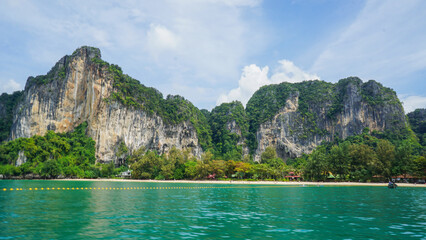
[{"left": 0, "top": 180, "right": 425, "bottom": 239}]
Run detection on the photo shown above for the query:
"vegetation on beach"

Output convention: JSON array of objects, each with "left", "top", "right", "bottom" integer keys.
[
  {"left": 294, "top": 128, "right": 425, "bottom": 181},
  {"left": 0, "top": 126, "right": 424, "bottom": 181},
  {"left": 126, "top": 128, "right": 425, "bottom": 181},
  {"left": 129, "top": 146, "right": 292, "bottom": 180},
  {"left": 0, "top": 123, "right": 126, "bottom": 179}
]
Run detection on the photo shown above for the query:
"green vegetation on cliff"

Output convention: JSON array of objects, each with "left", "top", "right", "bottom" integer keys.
[
  {"left": 77, "top": 47, "right": 409, "bottom": 157},
  {"left": 407, "top": 109, "right": 426, "bottom": 146},
  {"left": 209, "top": 101, "right": 248, "bottom": 160},
  {"left": 245, "top": 77, "right": 406, "bottom": 153},
  {"left": 246, "top": 82, "right": 293, "bottom": 151},
  {"left": 245, "top": 80, "right": 344, "bottom": 151},
  {"left": 361, "top": 80, "right": 401, "bottom": 106},
  {"left": 95, "top": 58, "right": 212, "bottom": 150},
  {"left": 27, "top": 58, "right": 68, "bottom": 86},
  {"left": 0, "top": 91, "right": 23, "bottom": 142}
]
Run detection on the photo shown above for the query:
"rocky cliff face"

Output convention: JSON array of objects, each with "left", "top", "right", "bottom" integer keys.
[
  {"left": 209, "top": 101, "right": 249, "bottom": 158},
  {"left": 252, "top": 78, "right": 406, "bottom": 161},
  {"left": 226, "top": 120, "right": 250, "bottom": 156},
  {"left": 6, "top": 46, "right": 408, "bottom": 164},
  {"left": 10, "top": 47, "right": 202, "bottom": 163}
]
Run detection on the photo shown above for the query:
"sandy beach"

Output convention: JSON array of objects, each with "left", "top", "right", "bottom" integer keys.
[{"left": 52, "top": 178, "right": 426, "bottom": 187}]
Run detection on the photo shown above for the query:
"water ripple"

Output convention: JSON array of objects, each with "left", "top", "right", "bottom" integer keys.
[{"left": 0, "top": 181, "right": 425, "bottom": 239}]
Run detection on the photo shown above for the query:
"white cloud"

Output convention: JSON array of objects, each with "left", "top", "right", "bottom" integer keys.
[
  {"left": 271, "top": 60, "right": 321, "bottom": 83},
  {"left": 146, "top": 24, "right": 179, "bottom": 57},
  {"left": 311, "top": 0, "right": 426, "bottom": 84},
  {"left": 217, "top": 60, "right": 319, "bottom": 106},
  {"left": 207, "top": 0, "right": 262, "bottom": 7},
  {"left": 399, "top": 95, "right": 426, "bottom": 113},
  {"left": 0, "top": 79, "right": 22, "bottom": 94},
  {"left": 0, "top": 0, "right": 266, "bottom": 109}
]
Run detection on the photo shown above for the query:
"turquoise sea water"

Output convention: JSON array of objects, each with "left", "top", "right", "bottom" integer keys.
[{"left": 0, "top": 180, "right": 425, "bottom": 239}]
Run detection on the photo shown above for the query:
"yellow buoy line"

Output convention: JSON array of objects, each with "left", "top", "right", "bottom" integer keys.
[{"left": 1, "top": 185, "right": 294, "bottom": 192}]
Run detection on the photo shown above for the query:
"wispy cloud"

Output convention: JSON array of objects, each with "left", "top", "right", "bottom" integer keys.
[
  {"left": 1, "top": 0, "right": 424, "bottom": 110},
  {"left": 0, "top": 0, "right": 265, "bottom": 109},
  {"left": 399, "top": 95, "right": 426, "bottom": 113},
  {"left": 147, "top": 24, "right": 179, "bottom": 53},
  {"left": 0, "top": 79, "right": 21, "bottom": 94},
  {"left": 217, "top": 60, "right": 319, "bottom": 106},
  {"left": 311, "top": 0, "right": 426, "bottom": 86}
]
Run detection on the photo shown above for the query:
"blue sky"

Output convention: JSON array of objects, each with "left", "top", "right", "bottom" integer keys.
[{"left": 0, "top": 0, "right": 425, "bottom": 112}]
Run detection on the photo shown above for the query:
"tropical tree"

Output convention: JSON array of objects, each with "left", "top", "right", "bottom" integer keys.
[{"left": 303, "top": 146, "right": 328, "bottom": 181}]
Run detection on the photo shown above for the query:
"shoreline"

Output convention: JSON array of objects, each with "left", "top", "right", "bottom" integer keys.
[{"left": 43, "top": 179, "right": 426, "bottom": 187}]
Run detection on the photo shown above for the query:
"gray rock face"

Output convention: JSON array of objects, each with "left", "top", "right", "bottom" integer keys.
[
  {"left": 92, "top": 102, "right": 201, "bottom": 162},
  {"left": 15, "top": 150, "right": 27, "bottom": 166},
  {"left": 10, "top": 47, "right": 202, "bottom": 163},
  {"left": 254, "top": 80, "right": 406, "bottom": 161},
  {"left": 226, "top": 120, "right": 249, "bottom": 156}
]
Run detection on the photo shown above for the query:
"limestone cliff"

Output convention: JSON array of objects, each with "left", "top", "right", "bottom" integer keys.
[
  {"left": 249, "top": 78, "right": 407, "bottom": 161},
  {"left": 209, "top": 101, "right": 249, "bottom": 158},
  {"left": 10, "top": 46, "right": 203, "bottom": 163},
  {"left": 5, "top": 46, "right": 408, "bottom": 164}
]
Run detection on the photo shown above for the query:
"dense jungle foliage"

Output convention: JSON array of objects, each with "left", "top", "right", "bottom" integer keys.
[
  {"left": 208, "top": 101, "right": 248, "bottom": 161},
  {"left": 128, "top": 146, "right": 293, "bottom": 180},
  {"left": 125, "top": 126, "right": 424, "bottom": 182},
  {"left": 0, "top": 123, "right": 126, "bottom": 179},
  {"left": 0, "top": 91, "right": 23, "bottom": 142},
  {"left": 289, "top": 128, "right": 425, "bottom": 181},
  {"left": 407, "top": 108, "right": 426, "bottom": 146}
]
